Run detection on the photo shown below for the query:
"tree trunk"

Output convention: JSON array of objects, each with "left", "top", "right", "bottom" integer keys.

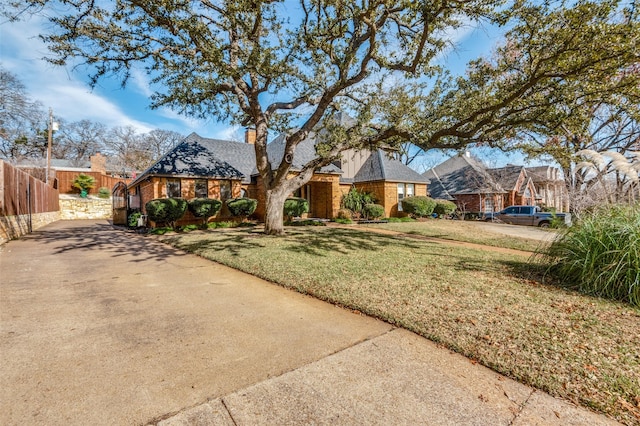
[{"left": 264, "top": 187, "right": 289, "bottom": 235}]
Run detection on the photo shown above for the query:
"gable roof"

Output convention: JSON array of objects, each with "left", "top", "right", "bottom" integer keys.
[
  {"left": 489, "top": 165, "right": 525, "bottom": 192},
  {"left": 423, "top": 154, "right": 504, "bottom": 199},
  {"left": 129, "top": 135, "right": 244, "bottom": 187},
  {"left": 353, "top": 149, "right": 430, "bottom": 184},
  {"left": 185, "top": 133, "right": 256, "bottom": 183}
]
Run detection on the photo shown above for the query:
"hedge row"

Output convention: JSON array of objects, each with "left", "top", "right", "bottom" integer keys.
[{"left": 143, "top": 197, "right": 258, "bottom": 227}]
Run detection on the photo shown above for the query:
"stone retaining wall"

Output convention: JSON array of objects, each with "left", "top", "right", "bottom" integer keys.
[
  {"left": 0, "top": 211, "right": 61, "bottom": 244},
  {"left": 59, "top": 196, "right": 113, "bottom": 220}
]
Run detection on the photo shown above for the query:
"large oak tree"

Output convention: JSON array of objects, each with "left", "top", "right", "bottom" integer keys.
[{"left": 10, "top": 0, "right": 638, "bottom": 233}]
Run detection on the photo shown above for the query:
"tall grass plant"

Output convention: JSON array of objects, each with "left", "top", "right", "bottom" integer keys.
[{"left": 536, "top": 203, "right": 640, "bottom": 307}]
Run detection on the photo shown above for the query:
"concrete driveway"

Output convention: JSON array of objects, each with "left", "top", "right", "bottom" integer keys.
[{"left": 0, "top": 220, "right": 618, "bottom": 425}]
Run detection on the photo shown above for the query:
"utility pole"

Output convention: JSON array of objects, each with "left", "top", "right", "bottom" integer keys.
[{"left": 46, "top": 108, "right": 58, "bottom": 185}]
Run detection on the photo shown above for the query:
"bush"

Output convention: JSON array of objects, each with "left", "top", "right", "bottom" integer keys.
[
  {"left": 362, "top": 203, "right": 384, "bottom": 220},
  {"left": 284, "top": 197, "right": 309, "bottom": 220},
  {"left": 226, "top": 198, "right": 258, "bottom": 217},
  {"left": 127, "top": 211, "right": 142, "bottom": 228},
  {"left": 188, "top": 198, "right": 222, "bottom": 224},
  {"left": 433, "top": 199, "right": 457, "bottom": 217},
  {"left": 341, "top": 188, "right": 376, "bottom": 219},
  {"left": 336, "top": 208, "right": 353, "bottom": 220},
  {"left": 72, "top": 174, "right": 96, "bottom": 196},
  {"left": 97, "top": 187, "right": 111, "bottom": 199},
  {"left": 401, "top": 196, "right": 436, "bottom": 217},
  {"left": 535, "top": 204, "right": 640, "bottom": 307},
  {"left": 145, "top": 198, "right": 188, "bottom": 228}
]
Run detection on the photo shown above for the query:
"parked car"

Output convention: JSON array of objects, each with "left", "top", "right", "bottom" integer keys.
[{"left": 484, "top": 205, "right": 571, "bottom": 227}]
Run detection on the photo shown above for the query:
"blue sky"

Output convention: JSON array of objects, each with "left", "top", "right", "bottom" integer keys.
[{"left": 0, "top": 9, "right": 539, "bottom": 170}]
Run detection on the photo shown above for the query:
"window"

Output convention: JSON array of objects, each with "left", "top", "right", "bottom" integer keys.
[
  {"left": 397, "top": 183, "right": 405, "bottom": 211},
  {"left": 195, "top": 179, "right": 208, "bottom": 198},
  {"left": 220, "top": 180, "right": 232, "bottom": 200},
  {"left": 406, "top": 183, "right": 414, "bottom": 198},
  {"left": 484, "top": 197, "right": 494, "bottom": 213},
  {"left": 397, "top": 183, "right": 414, "bottom": 211},
  {"left": 166, "top": 179, "right": 181, "bottom": 198}
]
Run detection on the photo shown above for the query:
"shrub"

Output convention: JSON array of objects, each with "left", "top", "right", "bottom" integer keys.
[
  {"left": 127, "top": 211, "right": 142, "bottom": 227},
  {"left": 145, "top": 198, "right": 188, "bottom": 228},
  {"left": 188, "top": 198, "right": 222, "bottom": 226},
  {"left": 433, "top": 199, "right": 457, "bottom": 217},
  {"left": 341, "top": 187, "right": 376, "bottom": 219},
  {"left": 336, "top": 208, "right": 353, "bottom": 220},
  {"left": 535, "top": 204, "right": 640, "bottom": 307},
  {"left": 226, "top": 198, "right": 258, "bottom": 218},
  {"left": 362, "top": 203, "right": 384, "bottom": 220},
  {"left": 72, "top": 174, "right": 96, "bottom": 196},
  {"left": 401, "top": 196, "right": 436, "bottom": 217},
  {"left": 97, "top": 187, "right": 111, "bottom": 199},
  {"left": 284, "top": 197, "right": 309, "bottom": 221}
]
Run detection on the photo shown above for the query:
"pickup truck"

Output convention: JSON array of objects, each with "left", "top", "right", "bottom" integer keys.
[{"left": 484, "top": 205, "right": 571, "bottom": 227}]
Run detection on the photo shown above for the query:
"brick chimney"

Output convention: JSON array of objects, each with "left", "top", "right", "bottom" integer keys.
[
  {"left": 245, "top": 128, "right": 256, "bottom": 144},
  {"left": 90, "top": 153, "right": 106, "bottom": 174}
]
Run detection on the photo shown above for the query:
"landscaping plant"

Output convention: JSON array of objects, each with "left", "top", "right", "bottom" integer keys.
[
  {"left": 226, "top": 198, "right": 258, "bottom": 219},
  {"left": 72, "top": 174, "right": 96, "bottom": 197},
  {"left": 145, "top": 197, "right": 188, "bottom": 229},
  {"left": 188, "top": 198, "right": 222, "bottom": 227},
  {"left": 535, "top": 203, "right": 640, "bottom": 307},
  {"left": 283, "top": 197, "right": 309, "bottom": 221},
  {"left": 341, "top": 187, "right": 376, "bottom": 219},
  {"left": 97, "top": 187, "right": 111, "bottom": 199},
  {"left": 433, "top": 199, "right": 457, "bottom": 217},
  {"left": 362, "top": 203, "right": 384, "bottom": 220},
  {"left": 401, "top": 196, "right": 436, "bottom": 218}
]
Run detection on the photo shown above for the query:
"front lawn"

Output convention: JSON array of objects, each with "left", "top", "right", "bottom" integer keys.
[
  {"left": 159, "top": 227, "right": 640, "bottom": 425},
  {"left": 362, "top": 219, "right": 547, "bottom": 252}
]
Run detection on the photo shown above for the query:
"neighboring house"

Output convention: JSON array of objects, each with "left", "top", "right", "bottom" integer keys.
[
  {"left": 423, "top": 152, "right": 506, "bottom": 215},
  {"left": 489, "top": 165, "right": 537, "bottom": 208},
  {"left": 424, "top": 152, "right": 567, "bottom": 215},
  {"left": 127, "top": 124, "right": 429, "bottom": 222},
  {"left": 526, "top": 166, "right": 568, "bottom": 212}
]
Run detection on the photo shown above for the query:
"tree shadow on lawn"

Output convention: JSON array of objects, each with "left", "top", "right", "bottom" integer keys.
[
  {"left": 160, "top": 229, "right": 266, "bottom": 257},
  {"left": 283, "top": 227, "right": 423, "bottom": 257},
  {"left": 453, "top": 255, "right": 543, "bottom": 280}
]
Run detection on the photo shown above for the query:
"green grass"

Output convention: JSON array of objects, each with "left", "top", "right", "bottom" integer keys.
[
  {"left": 158, "top": 226, "right": 640, "bottom": 424},
  {"left": 361, "top": 219, "right": 546, "bottom": 252}
]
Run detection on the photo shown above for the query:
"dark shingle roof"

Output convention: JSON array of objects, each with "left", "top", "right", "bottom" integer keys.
[
  {"left": 353, "top": 150, "right": 430, "bottom": 183},
  {"left": 130, "top": 135, "right": 244, "bottom": 186},
  {"left": 489, "top": 165, "right": 524, "bottom": 191},
  {"left": 186, "top": 133, "right": 256, "bottom": 183},
  {"left": 266, "top": 132, "right": 343, "bottom": 174},
  {"left": 423, "top": 154, "right": 504, "bottom": 197}
]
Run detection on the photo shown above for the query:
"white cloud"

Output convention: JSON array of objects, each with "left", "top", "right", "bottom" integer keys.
[{"left": 1, "top": 15, "right": 157, "bottom": 133}]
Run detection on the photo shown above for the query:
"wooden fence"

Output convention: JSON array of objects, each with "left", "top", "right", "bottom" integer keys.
[
  {"left": 1, "top": 161, "right": 59, "bottom": 216},
  {"left": 1, "top": 161, "right": 60, "bottom": 241},
  {"left": 55, "top": 170, "right": 129, "bottom": 194}
]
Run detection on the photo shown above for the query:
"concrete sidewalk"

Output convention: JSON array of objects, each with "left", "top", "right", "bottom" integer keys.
[{"left": 0, "top": 220, "right": 619, "bottom": 425}]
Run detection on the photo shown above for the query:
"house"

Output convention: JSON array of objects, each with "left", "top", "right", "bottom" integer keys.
[
  {"left": 126, "top": 125, "right": 429, "bottom": 223},
  {"left": 488, "top": 165, "right": 537, "bottom": 208},
  {"left": 526, "top": 166, "right": 568, "bottom": 212},
  {"left": 424, "top": 152, "right": 567, "bottom": 215},
  {"left": 423, "top": 152, "right": 507, "bottom": 215},
  {"left": 341, "top": 148, "right": 430, "bottom": 217}
]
